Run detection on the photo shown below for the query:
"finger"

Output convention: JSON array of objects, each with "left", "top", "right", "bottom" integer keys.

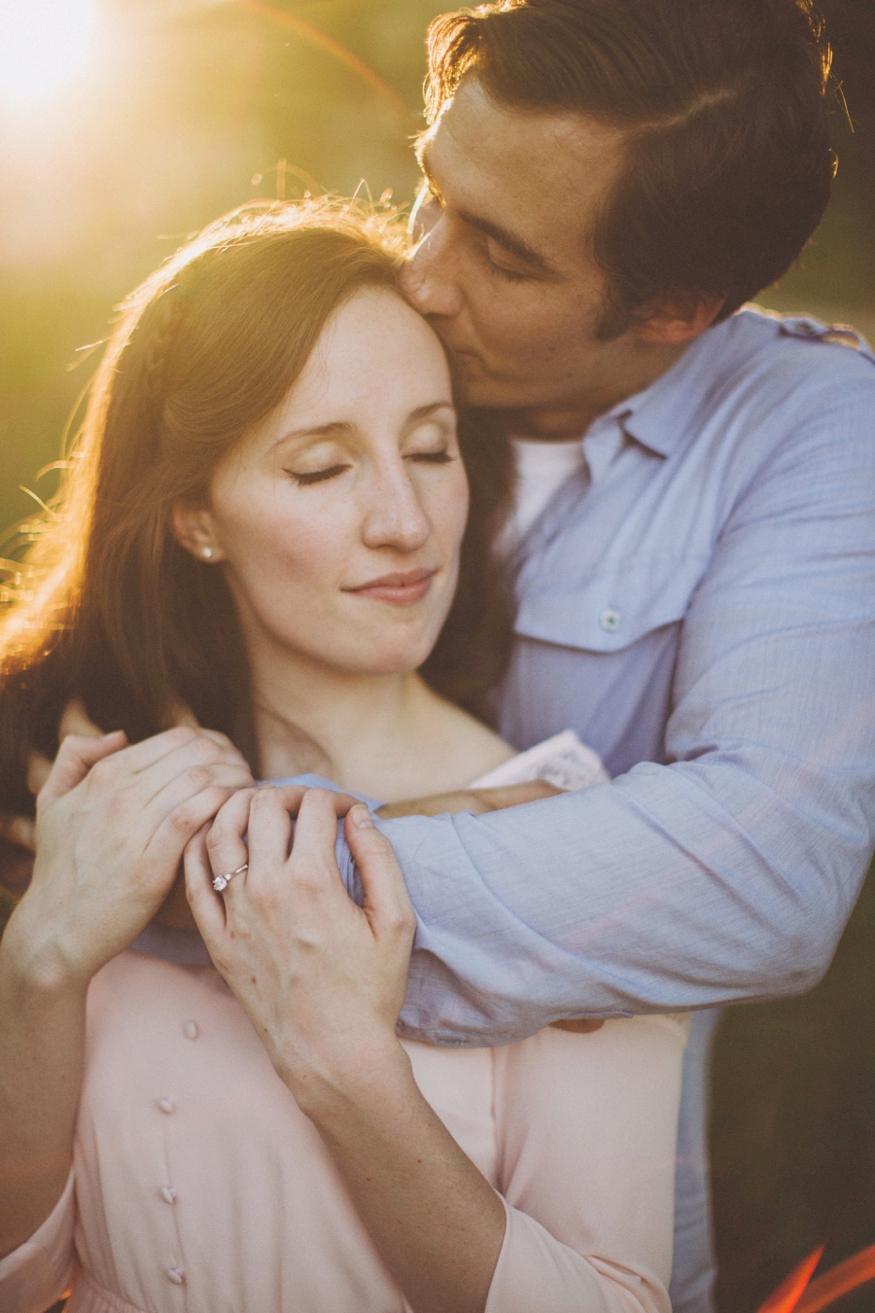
[
  {"left": 246, "top": 784, "right": 293, "bottom": 874},
  {"left": 0, "top": 812, "right": 35, "bottom": 853},
  {"left": 169, "top": 700, "right": 200, "bottom": 728},
  {"left": 142, "top": 760, "right": 255, "bottom": 837},
  {"left": 109, "top": 731, "right": 254, "bottom": 813},
  {"left": 345, "top": 805, "right": 416, "bottom": 940},
  {"left": 272, "top": 783, "right": 360, "bottom": 818},
  {"left": 475, "top": 781, "right": 564, "bottom": 809},
  {"left": 204, "top": 787, "right": 257, "bottom": 890},
  {"left": 287, "top": 788, "right": 349, "bottom": 872},
  {"left": 550, "top": 1019, "right": 605, "bottom": 1034},
  {"left": 145, "top": 773, "right": 253, "bottom": 870},
  {"left": 184, "top": 826, "right": 227, "bottom": 943},
  {"left": 26, "top": 750, "right": 53, "bottom": 799},
  {"left": 58, "top": 697, "right": 105, "bottom": 741},
  {"left": 99, "top": 725, "right": 244, "bottom": 780},
  {"left": 38, "top": 731, "right": 128, "bottom": 809}
]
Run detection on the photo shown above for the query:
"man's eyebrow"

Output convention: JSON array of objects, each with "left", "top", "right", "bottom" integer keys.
[{"left": 419, "top": 145, "right": 557, "bottom": 277}]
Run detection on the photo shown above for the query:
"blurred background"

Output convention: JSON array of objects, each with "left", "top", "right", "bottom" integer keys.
[{"left": 0, "top": 1, "right": 873, "bottom": 1309}]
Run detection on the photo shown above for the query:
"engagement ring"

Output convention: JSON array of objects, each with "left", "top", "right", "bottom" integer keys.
[{"left": 212, "top": 863, "right": 248, "bottom": 893}]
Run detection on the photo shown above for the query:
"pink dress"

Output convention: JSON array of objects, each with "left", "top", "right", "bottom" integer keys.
[
  {"left": 0, "top": 953, "right": 686, "bottom": 1313},
  {"left": 1, "top": 738, "right": 687, "bottom": 1313}
]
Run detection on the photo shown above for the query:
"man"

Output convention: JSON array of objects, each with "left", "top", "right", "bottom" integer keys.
[{"left": 341, "top": 1, "right": 875, "bottom": 1308}]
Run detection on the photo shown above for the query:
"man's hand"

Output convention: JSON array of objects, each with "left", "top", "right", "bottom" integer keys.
[{"left": 376, "top": 779, "right": 563, "bottom": 819}]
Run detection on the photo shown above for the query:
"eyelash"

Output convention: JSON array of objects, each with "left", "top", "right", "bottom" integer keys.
[
  {"left": 287, "top": 465, "right": 349, "bottom": 486},
  {"left": 481, "top": 241, "right": 529, "bottom": 283},
  {"left": 286, "top": 452, "right": 455, "bottom": 487}
]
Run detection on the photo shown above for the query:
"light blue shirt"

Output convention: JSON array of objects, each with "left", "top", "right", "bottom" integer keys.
[
  {"left": 348, "top": 307, "right": 875, "bottom": 1310},
  {"left": 362, "top": 308, "right": 875, "bottom": 1038}
]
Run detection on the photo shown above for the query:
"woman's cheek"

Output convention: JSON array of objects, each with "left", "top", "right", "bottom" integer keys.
[{"left": 436, "top": 470, "right": 470, "bottom": 552}]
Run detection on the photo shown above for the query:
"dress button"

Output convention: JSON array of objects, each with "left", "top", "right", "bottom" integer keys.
[
  {"left": 598, "top": 607, "right": 622, "bottom": 632},
  {"left": 160, "top": 1186, "right": 177, "bottom": 1204},
  {"left": 166, "top": 1268, "right": 185, "bottom": 1285},
  {"left": 182, "top": 1020, "right": 199, "bottom": 1040},
  {"left": 157, "top": 1097, "right": 176, "bottom": 1115}
]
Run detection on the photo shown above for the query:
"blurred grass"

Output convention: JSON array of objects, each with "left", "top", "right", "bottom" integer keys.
[{"left": 712, "top": 859, "right": 875, "bottom": 1313}]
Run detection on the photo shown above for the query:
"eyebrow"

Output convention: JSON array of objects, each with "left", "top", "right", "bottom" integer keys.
[
  {"left": 419, "top": 146, "right": 558, "bottom": 278},
  {"left": 272, "top": 402, "right": 454, "bottom": 449}
]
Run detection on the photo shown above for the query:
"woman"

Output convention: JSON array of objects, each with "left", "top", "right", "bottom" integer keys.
[{"left": 0, "top": 201, "right": 686, "bottom": 1313}]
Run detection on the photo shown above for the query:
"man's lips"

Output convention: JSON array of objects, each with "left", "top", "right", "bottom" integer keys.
[{"left": 345, "top": 568, "right": 437, "bottom": 605}]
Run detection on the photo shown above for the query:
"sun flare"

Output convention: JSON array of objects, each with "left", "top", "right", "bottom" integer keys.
[{"left": 0, "top": 0, "right": 98, "bottom": 108}]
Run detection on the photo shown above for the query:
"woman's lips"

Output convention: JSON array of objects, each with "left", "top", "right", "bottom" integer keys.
[{"left": 346, "top": 568, "right": 437, "bottom": 605}]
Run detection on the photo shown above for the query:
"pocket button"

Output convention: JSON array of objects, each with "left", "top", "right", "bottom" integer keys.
[{"left": 598, "top": 607, "right": 622, "bottom": 632}]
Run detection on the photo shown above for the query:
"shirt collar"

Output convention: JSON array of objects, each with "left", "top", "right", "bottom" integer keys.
[{"left": 589, "top": 316, "right": 737, "bottom": 459}]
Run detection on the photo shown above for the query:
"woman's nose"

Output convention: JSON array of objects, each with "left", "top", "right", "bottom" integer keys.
[
  {"left": 362, "top": 467, "right": 432, "bottom": 553},
  {"left": 400, "top": 223, "right": 465, "bottom": 320}
]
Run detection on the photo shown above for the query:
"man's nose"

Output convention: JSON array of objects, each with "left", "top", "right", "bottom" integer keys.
[
  {"left": 401, "top": 224, "right": 465, "bottom": 320},
  {"left": 362, "top": 466, "right": 432, "bottom": 553}
]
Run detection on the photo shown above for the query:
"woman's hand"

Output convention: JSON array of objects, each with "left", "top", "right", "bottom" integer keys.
[
  {"left": 185, "top": 786, "right": 416, "bottom": 1104},
  {"left": 12, "top": 725, "right": 254, "bottom": 989},
  {"left": 188, "top": 786, "right": 505, "bottom": 1313}
]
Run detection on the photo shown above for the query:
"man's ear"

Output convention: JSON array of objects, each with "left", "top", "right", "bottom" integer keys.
[
  {"left": 170, "top": 501, "right": 224, "bottom": 563},
  {"left": 631, "top": 291, "right": 725, "bottom": 347}
]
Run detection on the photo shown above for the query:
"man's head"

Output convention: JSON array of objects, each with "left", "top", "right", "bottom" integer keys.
[{"left": 403, "top": 0, "right": 834, "bottom": 416}]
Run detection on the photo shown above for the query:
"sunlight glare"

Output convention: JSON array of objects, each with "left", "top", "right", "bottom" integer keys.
[{"left": 0, "top": 0, "right": 98, "bottom": 108}]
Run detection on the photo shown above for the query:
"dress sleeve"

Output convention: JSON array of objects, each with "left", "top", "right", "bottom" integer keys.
[
  {"left": 0, "top": 1170, "right": 78, "bottom": 1313},
  {"left": 486, "top": 1015, "right": 687, "bottom": 1313}
]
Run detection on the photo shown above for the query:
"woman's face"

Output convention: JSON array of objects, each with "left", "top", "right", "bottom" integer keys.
[{"left": 182, "top": 286, "right": 469, "bottom": 678}]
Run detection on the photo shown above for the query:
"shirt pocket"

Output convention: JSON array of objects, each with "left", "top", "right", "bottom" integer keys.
[{"left": 514, "top": 554, "right": 710, "bottom": 653}]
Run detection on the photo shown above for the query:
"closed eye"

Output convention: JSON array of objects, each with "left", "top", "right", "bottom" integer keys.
[
  {"left": 410, "top": 451, "right": 455, "bottom": 465},
  {"left": 285, "top": 464, "right": 350, "bottom": 486}
]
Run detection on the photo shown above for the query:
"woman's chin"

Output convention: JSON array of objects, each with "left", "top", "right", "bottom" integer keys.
[{"left": 333, "top": 639, "right": 439, "bottom": 679}]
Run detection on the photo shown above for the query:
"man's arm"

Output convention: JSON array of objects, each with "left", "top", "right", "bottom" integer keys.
[{"left": 360, "top": 389, "right": 875, "bottom": 1045}]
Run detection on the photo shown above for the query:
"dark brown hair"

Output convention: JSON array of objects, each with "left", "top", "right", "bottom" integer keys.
[
  {"left": 425, "top": 0, "right": 835, "bottom": 335},
  {"left": 0, "top": 201, "right": 514, "bottom": 816}
]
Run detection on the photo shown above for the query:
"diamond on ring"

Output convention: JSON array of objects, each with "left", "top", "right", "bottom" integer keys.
[{"left": 212, "top": 863, "right": 248, "bottom": 893}]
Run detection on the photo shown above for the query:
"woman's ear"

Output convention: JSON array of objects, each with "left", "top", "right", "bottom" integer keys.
[{"left": 170, "top": 501, "right": 224, "bottom": 563}]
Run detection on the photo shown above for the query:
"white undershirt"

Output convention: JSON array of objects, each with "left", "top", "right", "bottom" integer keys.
[{"left": 501, "top": 436, "right": 587, "bottom": 555}]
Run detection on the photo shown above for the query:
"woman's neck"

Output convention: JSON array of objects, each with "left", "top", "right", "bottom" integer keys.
[
  {"left": 247, "top": 633, "right": 510, "bottom": 802},
  {"left": 253, "top": 651, "right": 424, "bottom": 798}
]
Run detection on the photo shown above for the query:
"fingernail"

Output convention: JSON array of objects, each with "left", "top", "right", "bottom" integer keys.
[{"left": 351, "top": 804, "right": 374, "bottom": 828}]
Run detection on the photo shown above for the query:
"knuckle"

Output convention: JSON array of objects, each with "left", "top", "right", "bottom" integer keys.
[
  {"left": 206, "top": 821, "right": 231, "bottom": 852},
  {"left": 169, "top": 806, "right": 195, "bottom": 834},
  {"left": 88, "top": 756, "right": 114, "bottom": 785},
  {"left": 201, "top": 785, "right": 232, "bottom": 814},
  {"left": 188, "top": 735, "right": 221, "bottom": 765},
  {"left": 187, "top": 763, "right": 216, "bottom": 789},
  {"left": 105, "top": 791, "right": 130, "bottom": 821},
  {"left": 389, "top": 909, "right": 416, "bottom": 937}
]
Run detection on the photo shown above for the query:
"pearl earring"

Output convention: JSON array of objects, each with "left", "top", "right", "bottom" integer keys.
[{"left": 202, "top": 546, "right": 214, "bottom": 560}]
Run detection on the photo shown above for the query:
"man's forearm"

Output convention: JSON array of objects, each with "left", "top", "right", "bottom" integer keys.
[{"left": 368, "top": 757, "right": 871, "bottom": 1043}]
